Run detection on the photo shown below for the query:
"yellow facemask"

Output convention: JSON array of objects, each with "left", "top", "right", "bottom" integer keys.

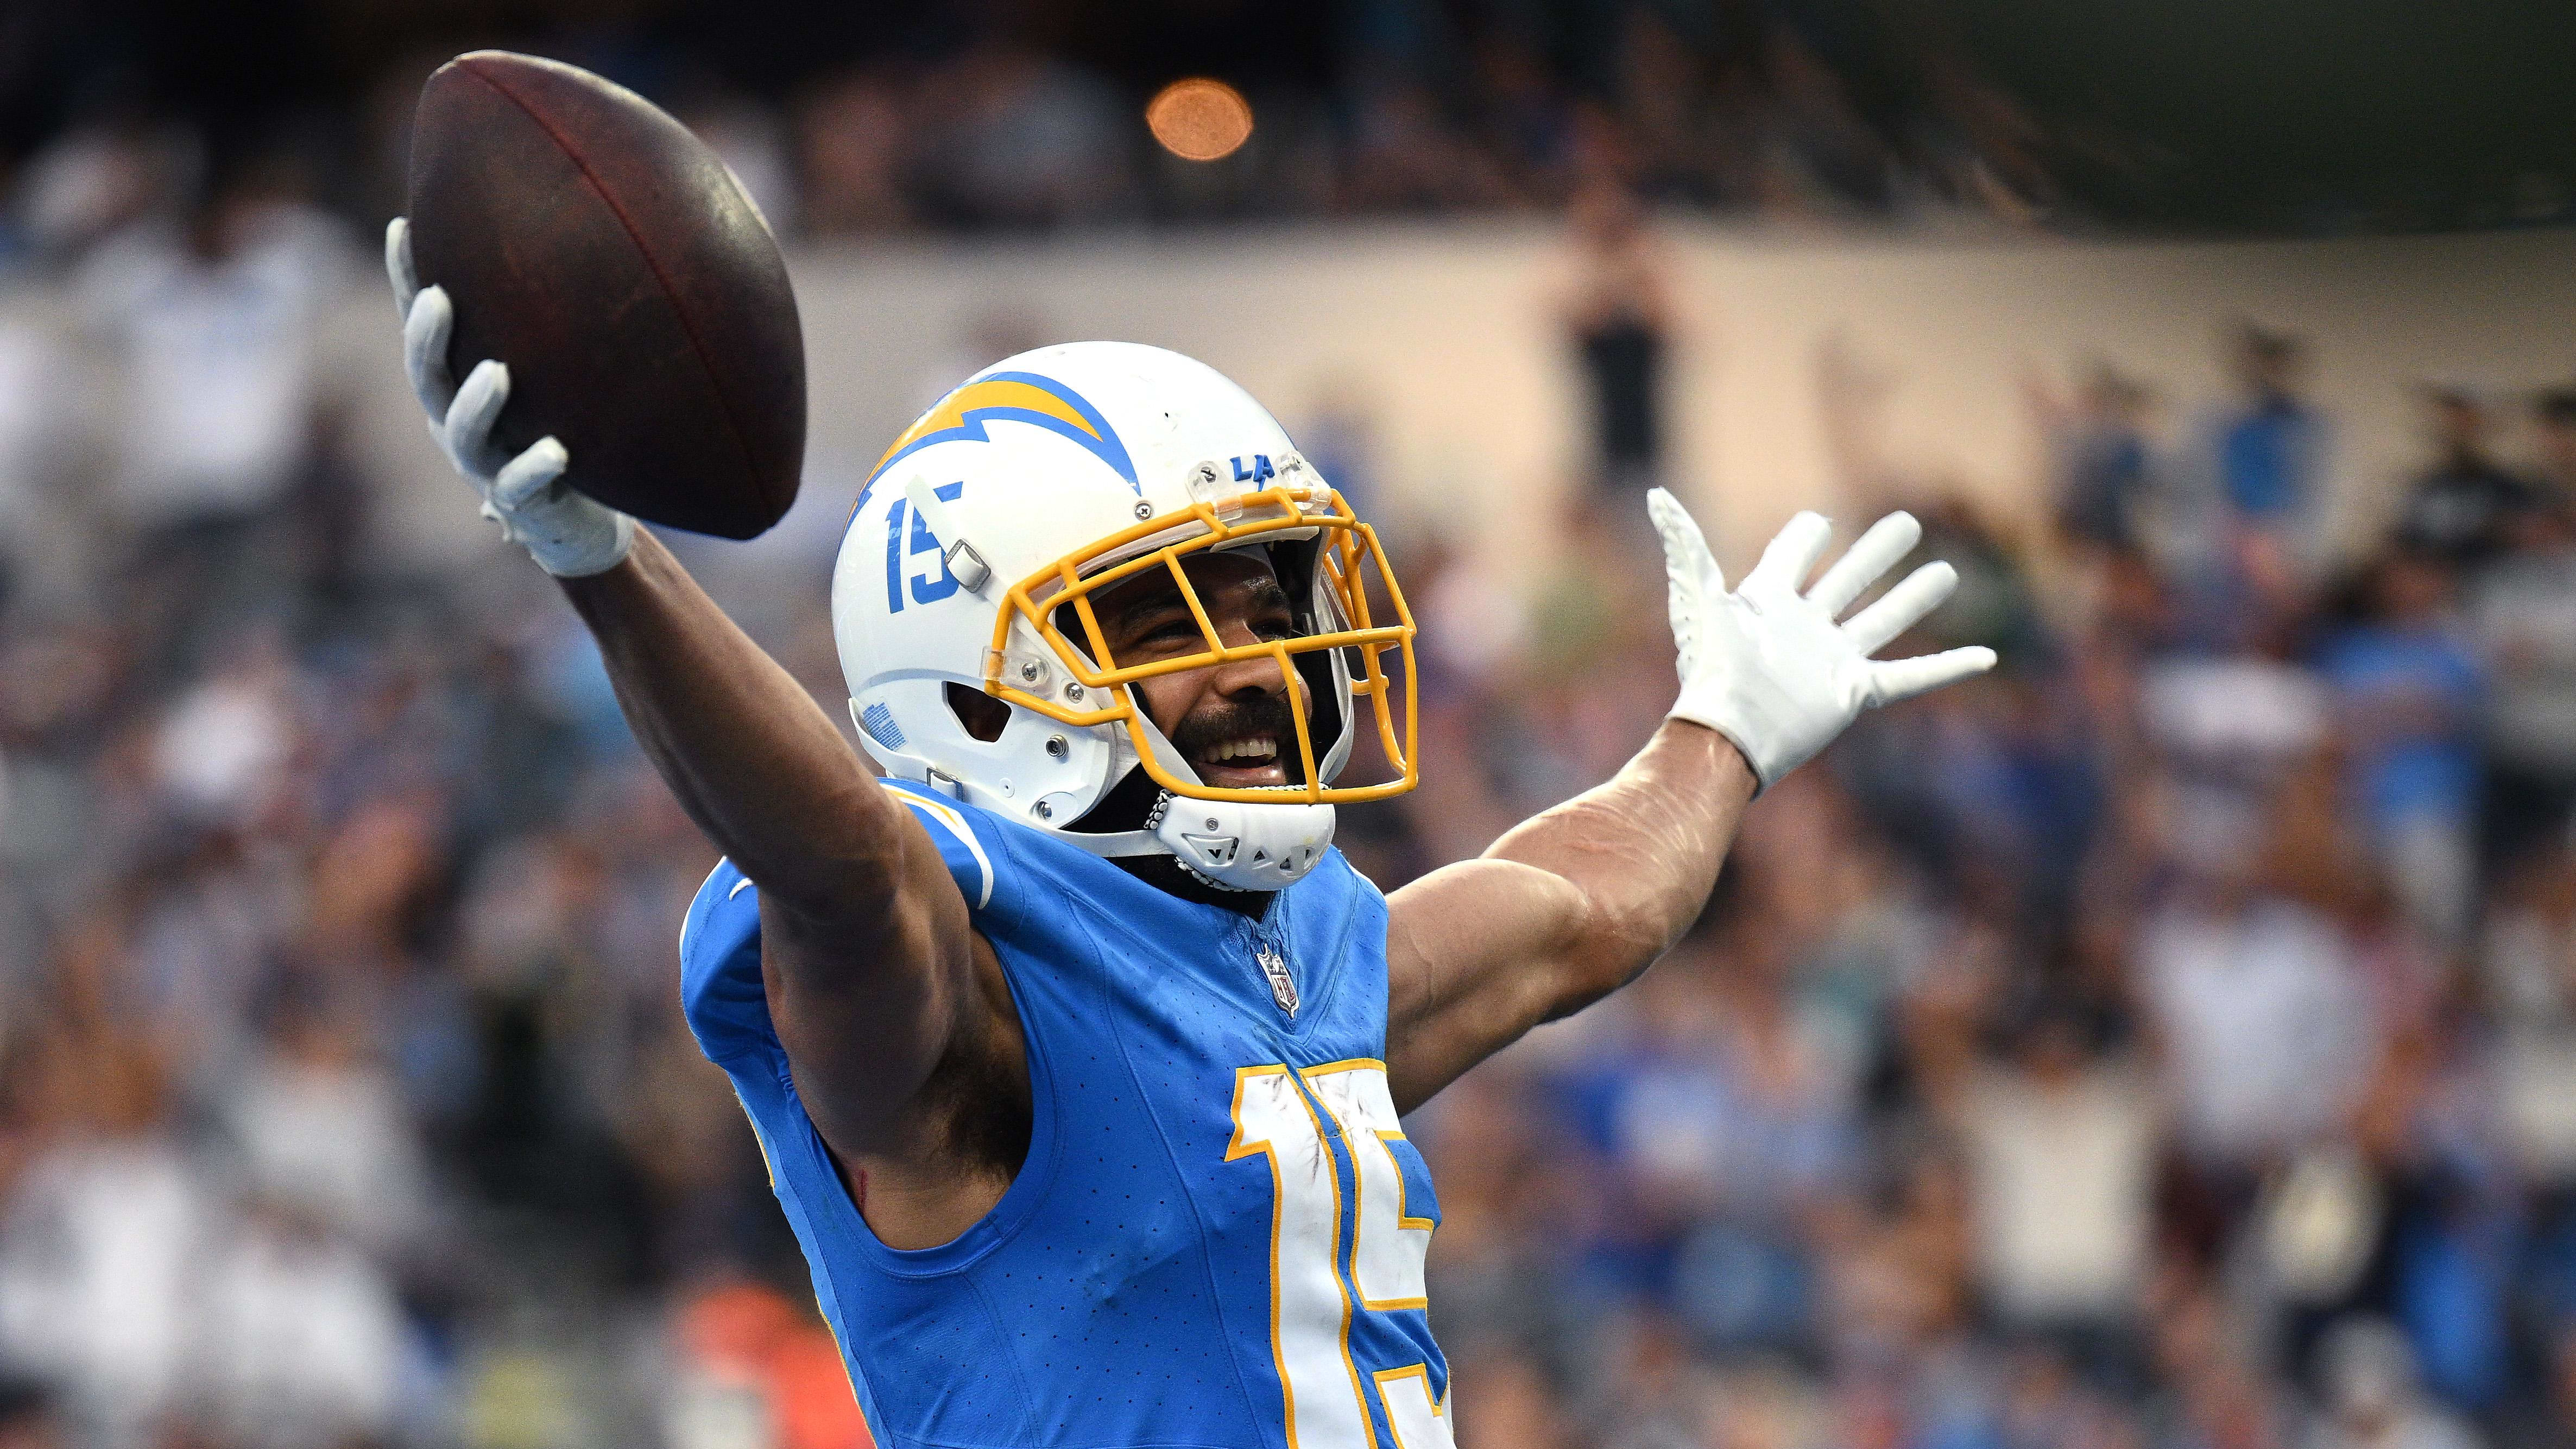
[{"left": 982, "top": 481, "right": 1418, "bottom": 805}]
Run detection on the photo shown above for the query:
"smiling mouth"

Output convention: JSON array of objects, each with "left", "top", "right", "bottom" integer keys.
[{"left": 1197, "top": 734, "right": 1285, "bottom": 782}]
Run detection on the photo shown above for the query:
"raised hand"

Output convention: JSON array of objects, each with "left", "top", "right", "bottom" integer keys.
[
  {"left": 387, "top": 217, "right": 634, "bottom": 578},
  {"left": 1650, "top": 488, "right": 1996, "bottom": 790}
]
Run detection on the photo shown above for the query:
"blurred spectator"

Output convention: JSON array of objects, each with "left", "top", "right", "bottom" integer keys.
[
  {"left": 2464, "top": 499, "right": 2576, "bottom": 870},
  {"left": 222, "top": 986, "right": 433, "bottom": 1260},
  {"left": 2214, "top": 324, "right": 2327, "bottom": 594},
  {"left": 2136, "top": 808, "right": 2373, "bottom": 1169},
  {"left": 1955, "top": 1004, "right": 2156, "bottom": 1338},
  {"left": 190, "top": 1196, "right": 406, "bottom": 1448},
  {"left": 0, "top": 1032, "right": 207, "bottom": 1445},
  {"left": 2316, "top": 553, "right": 2485, "bottom": 948},
  {"left": 1586, "top": 1311, "right": 1722, "bottom": 1448},
  {"left": 2483, "top": 846, "right": 2576, "bottom": 1211},
  {"left": 2135, "top": 651, "right": 2329, "bottom": 873},
  {"left": 73, "top": 163, "right": 355, "bottom": 536},
  {"left": 1557, "top": 922, "right": 1861, "bottom": 1349},
  {"left": 2038, "top": 363, "right": 2160, "bottom": 559},
  {"left": 2156, "top": 1280, "right": 2307, "bottom": 1449},
  {"left": 148, "top": 629, "right": 297, "bottom": 831},
  {"left": 2394, "top": 390, "right": 2541, "bottom": 570},
  {"left": 1557, "top": 182, "right": 1674, "bottom": 501}
]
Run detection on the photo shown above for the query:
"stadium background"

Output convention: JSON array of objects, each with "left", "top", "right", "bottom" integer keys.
[{"left": 6, "top": 2, "right": 2576, "bottom": 1447}]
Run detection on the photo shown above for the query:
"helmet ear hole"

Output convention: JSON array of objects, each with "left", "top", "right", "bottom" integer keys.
[{"left": 945, "top": 682, "right": 1010, "bottom": 742}]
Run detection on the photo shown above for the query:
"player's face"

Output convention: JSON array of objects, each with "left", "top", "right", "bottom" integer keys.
[{"left": 1090, "top": 552, "right": 1307, "bottom": 790}]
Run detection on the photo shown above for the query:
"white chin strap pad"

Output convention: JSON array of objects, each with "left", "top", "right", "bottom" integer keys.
[{"left": 1154, "top": 796, "right": 1336, "bottom": 891}]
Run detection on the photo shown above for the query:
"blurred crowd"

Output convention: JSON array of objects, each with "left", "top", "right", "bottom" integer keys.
[
  {"left": 1378, "top": 318, "right": 2576, "bottom": 1449},
  {"left": 6, "top": 91, "right": 2576, "bottom": 1449},
  {"left": 0, "top": 0, "right": 2053, "bottom": 273}
]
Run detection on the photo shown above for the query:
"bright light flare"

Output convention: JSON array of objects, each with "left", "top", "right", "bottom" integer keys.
[{"left": 1146, "top": 78, "right": 1253, "bottom": 162}]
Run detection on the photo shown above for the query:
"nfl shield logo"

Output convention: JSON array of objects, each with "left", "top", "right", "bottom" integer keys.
[{"left": 1255, "top": 945, "right": 1298, "bottom": 1017}]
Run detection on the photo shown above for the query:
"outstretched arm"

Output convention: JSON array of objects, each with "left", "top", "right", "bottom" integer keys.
[
  {"left": 1382, "top": 491, "right": 1993, "bottom": 1113},
  {"left": 385, "top": 222, "right": 986, "bottom": 1170},
  {"left": 1381, "top": 721, "right": 1750, "bottom": 1112},
  {"left": 556, "top": 530, "right": 1005, "bottom": 1183}
]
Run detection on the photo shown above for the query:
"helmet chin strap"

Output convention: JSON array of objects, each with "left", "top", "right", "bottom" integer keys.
[
  {"left": 1054, "top": 713, "right": 1336, "bottom": 891},
  {"left": 1147, "top": 788, "right": 1337, "bottom": 891}
]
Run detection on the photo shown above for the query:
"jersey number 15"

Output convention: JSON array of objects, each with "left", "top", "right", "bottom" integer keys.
[{"left": 1227, "top": 1061, "right": 1454, "bottom": 1449}]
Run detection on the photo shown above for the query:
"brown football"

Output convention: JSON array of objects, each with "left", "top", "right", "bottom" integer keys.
[{"left": 406, "top": 51, "right": 805, "bottom": 539}]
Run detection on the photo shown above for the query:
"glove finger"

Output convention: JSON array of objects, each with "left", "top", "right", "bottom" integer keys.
[
  {"left": 492, "top": 437, "right": 570, "bottom": 513},
  {"left": 402, "top": 286, "right": 458, "bottom": 420},
  {"left": 1842, "top": 559, "right": 1959, "bottom": 656},
  {"left": 385, "top": 217, "right": 418, "bottom": 318},
  {"left": 1647, "top": 487, "right": 1722, "bottom": 582},
  {"left": 1647, "top": 488, "right": 1723, "bottom": 646},
  {"left": 1806, "top": 510, "right": 1921, "bottom": 617},
  {"left": 443, "top": 358, "right": 511, "bottom": 475},
  {"left": 1741, "top": 511, "right": 1833, "bottom": 597},
  {"left": 1867, "top": 646, "right": 1997, "bottom": 706}
]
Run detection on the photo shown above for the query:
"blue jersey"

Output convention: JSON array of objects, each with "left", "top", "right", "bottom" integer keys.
[{"left": 679, "top": 780, "right": 1453, "bottom": 1449}]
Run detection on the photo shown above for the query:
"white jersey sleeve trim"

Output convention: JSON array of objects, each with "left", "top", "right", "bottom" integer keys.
[
  {"left": 680, "top": 859, "right": 730, "bottom": 961},
  {"left": 880, "top": 781, "right": 996, "bottom": 910}
]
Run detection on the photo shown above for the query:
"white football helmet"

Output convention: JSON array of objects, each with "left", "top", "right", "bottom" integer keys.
[{"left": 830, "top": 342, "right": 1417, "bottom": 891}]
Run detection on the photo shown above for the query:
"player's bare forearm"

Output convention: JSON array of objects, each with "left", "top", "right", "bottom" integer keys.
[
  {"left": 1382, "top": 720, "right": 1753, "bottom": 1111},
  {"left": 1486, "top": 717, "right": 1752, "bottom": 978},
  {"left": 557, "top": 531, "right": 916, "bottom": 917}
]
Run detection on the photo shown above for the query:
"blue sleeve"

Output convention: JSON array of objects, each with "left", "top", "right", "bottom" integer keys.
[
  {"left": 677, "top": 784, "right": 1019, "bottom": 1069},
  {"left": 674, "top": 860, "right": 870, "bottom": 1360},
  {"left": 679, "top": 858, "right": 775, "bottom": 1066}
]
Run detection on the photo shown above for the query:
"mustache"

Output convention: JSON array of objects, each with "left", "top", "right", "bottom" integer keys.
[{"left": 1170, "top": 693, "right": 1305, "bottom": 778}]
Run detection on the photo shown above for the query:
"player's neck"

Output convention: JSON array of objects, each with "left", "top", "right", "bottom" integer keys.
[{"left": 1112, "top": 855, "right": 1275, "bottom": 918}]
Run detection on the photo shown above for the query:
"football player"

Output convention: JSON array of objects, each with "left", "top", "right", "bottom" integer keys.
[{"left": 388, "top": 218, "right": 1992, "bottom": 1448}]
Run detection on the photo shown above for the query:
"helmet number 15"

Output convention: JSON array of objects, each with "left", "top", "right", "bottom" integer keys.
[
  {"left": 885, "top": 483, "right": 967, "bottom": 613},
  {"left": 1226, "top": 1061, "right": 1453, "bottom": 1449}
]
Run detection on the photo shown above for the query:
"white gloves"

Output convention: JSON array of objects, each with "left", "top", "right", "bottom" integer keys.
[
  {"left": 385, "top": 218, "right": 635, "bottom": 578},
  {"left": 1649, "top": 487, "right": 1996, "bottom": 791}
]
